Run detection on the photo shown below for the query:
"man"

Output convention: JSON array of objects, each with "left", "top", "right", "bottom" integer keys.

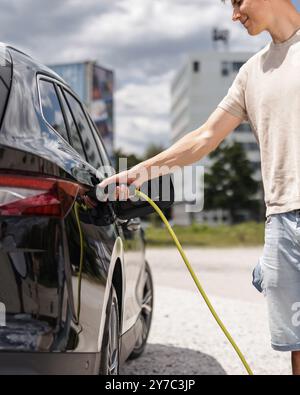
[{"left": 99, "top": 0, "right": 300, "bottom": 374}]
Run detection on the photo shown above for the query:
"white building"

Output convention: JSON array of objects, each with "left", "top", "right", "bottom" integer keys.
[{"left": 171, "top": 51, "right": 262, "bottom": 225}]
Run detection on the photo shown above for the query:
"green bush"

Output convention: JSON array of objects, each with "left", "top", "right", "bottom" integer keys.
[{"left": 144, "top": 222, "right": 265, "bottom": 247}]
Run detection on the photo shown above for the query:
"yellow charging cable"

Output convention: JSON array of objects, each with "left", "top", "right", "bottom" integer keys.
[{"left": 135, "top": 189, "right": 254, "bottom": 376}]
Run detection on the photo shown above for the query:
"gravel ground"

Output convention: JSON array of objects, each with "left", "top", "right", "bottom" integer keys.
[{"left": 121, "top": 247, "right": 291, "bottom": 375}]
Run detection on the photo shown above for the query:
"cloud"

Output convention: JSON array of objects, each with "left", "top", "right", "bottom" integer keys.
[
  {"left": 115, "top": 72, "right": 172, "bottom": 154},
  {"left": 0, "top": 0, "right": 270, "bottom": 155}
]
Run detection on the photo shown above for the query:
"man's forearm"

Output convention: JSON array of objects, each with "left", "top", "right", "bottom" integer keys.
[{"left": 133, "top": 123, "right": 216, "bottom": 177}]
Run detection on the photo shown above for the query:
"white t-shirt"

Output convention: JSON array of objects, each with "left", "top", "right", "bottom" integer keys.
[{"left": 218, "top": 28, "right": 300, "bottom": 216}]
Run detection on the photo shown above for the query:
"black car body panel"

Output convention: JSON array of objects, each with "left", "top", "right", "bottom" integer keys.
[{"left": 0, "top": 44, "right": 174, "bottom": 373}]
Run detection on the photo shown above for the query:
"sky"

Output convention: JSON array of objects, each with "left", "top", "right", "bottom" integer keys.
[{"left": 1, "top": 0, "right": 299, "bottom": 155}]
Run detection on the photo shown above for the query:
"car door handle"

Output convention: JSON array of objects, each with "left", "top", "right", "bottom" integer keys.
[{"left": 125, "top": 218, "right": 141, "bottom": 232}]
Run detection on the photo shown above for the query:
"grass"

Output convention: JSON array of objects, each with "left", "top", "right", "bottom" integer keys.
[{"left": 144, "top": 221, "right": 265, "bottom": 248}]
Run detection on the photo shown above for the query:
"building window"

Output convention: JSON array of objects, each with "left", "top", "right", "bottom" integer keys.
[
  {"left": 235, "top": 123, "right": 251, "bottom": 133},
  {"left": 221, "top": 62, "right": 230, "bottom": 76},
  {"left": 193, "top": 61, "right": 200, "bottom": 73},
  {"left": 232, "top": 62, "right": 245, "bottom": 72},
  {"left": 221, "top": 61, "right": 245, "bottom": 76}
]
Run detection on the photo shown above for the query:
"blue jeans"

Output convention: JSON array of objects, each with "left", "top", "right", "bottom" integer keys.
[{"left": 252, "top": 210, "right": 300, "bottom": 351}]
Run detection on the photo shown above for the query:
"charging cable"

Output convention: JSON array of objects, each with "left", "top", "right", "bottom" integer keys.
[{"left": 134, "top": 188, "right": 253, "bottom": 375}]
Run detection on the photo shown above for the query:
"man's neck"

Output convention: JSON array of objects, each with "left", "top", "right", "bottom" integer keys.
[{"left": 268, "top": 7, "right": 300, "bottom": 43}]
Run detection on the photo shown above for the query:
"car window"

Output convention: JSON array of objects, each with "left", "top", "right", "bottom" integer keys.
[
  {"left": 63, "top": 90, "right": 102, "bottom": 170},
  {"left": 58, "top": 87, "right": 87, "bottom": 160},
  {"left": 86, "top": 115, "right": 115, "bottom": 177},
  {"left": 0, "top": 47, "right": 12, "bottom": 128},
  {"left": 39, "top": 79, "right": 69, "bottom": 142}
]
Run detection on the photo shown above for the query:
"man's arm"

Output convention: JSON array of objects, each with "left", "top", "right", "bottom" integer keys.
[
  {"left": 99, "top": 108, "right": 243, "bottom": 196},
  {"left": 140, "top": 107, "right": 243, "bottom": 171}
]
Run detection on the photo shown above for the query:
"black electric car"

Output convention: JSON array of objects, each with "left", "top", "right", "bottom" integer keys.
[{"left": 0, "top": 43, "right": 174, "bottom": 374}]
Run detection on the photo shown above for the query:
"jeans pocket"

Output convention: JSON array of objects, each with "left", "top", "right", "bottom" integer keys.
[
  {"left": 252, "top": 258, "right": 264, "bottom": 293},
  {"left": 265, "top": 216, "right": 272, "bottom": 225}
]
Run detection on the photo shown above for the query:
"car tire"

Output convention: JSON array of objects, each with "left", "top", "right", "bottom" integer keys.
[
  {"left": 99, "top": 286, "right": 120, "bottom": 375},
  {"left": 128, "top": 260, "right": 154, "bottom": 360}
]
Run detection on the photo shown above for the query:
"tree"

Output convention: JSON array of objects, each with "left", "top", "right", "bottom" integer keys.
[
  {"left": 113, "top": 149, "right": 142, "bottom": 172},
  {"left": 144, "top": 143, "right": 165, "bottom": 160},
  {"left": 113, "top": 143, "right": 165, "bottom": 171},
  {"left": 204, "top": 141, "right": 261, "bottom": 223}
]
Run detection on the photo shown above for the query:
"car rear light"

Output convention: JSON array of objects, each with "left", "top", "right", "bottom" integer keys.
[{"left": 0, "top": 175, "right": 79, "bottom": 218}]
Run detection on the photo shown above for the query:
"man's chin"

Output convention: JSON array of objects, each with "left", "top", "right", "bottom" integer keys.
[
  {"left": 247, "top": 25, "right": 265, "bottom": 36},
  {"left": 247, "top": 30, "right": 259, "bottom": 36}
]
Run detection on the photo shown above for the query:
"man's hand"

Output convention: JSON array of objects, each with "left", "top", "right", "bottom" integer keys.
[{"left": 98, "top": 165, "right": 149, "bottom": 201}]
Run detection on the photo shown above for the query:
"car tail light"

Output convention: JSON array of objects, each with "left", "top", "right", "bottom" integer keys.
[{"left": 0, "top": 175, "right": 79, "bottom": 218}]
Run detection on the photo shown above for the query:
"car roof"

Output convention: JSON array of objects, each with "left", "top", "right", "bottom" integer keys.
[{"left": 0, "top": 42, "right": 66, "bottom": 84}]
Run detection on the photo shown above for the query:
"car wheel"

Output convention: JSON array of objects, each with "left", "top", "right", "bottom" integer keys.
[
  {"left": 99, "top": 287, "right": 120, "bottom": 375},
  {"left": 128, "top": 260, "right": 153, "bottom": 360}
]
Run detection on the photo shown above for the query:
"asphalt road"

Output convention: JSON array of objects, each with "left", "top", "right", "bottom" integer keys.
[{"left": 121, "top": 247, "right": 291, "bottom": 375}]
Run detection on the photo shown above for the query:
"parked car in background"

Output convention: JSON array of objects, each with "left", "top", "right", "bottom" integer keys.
[{"left": 0, "top": 43, "right": 174, "bottom": 374}]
